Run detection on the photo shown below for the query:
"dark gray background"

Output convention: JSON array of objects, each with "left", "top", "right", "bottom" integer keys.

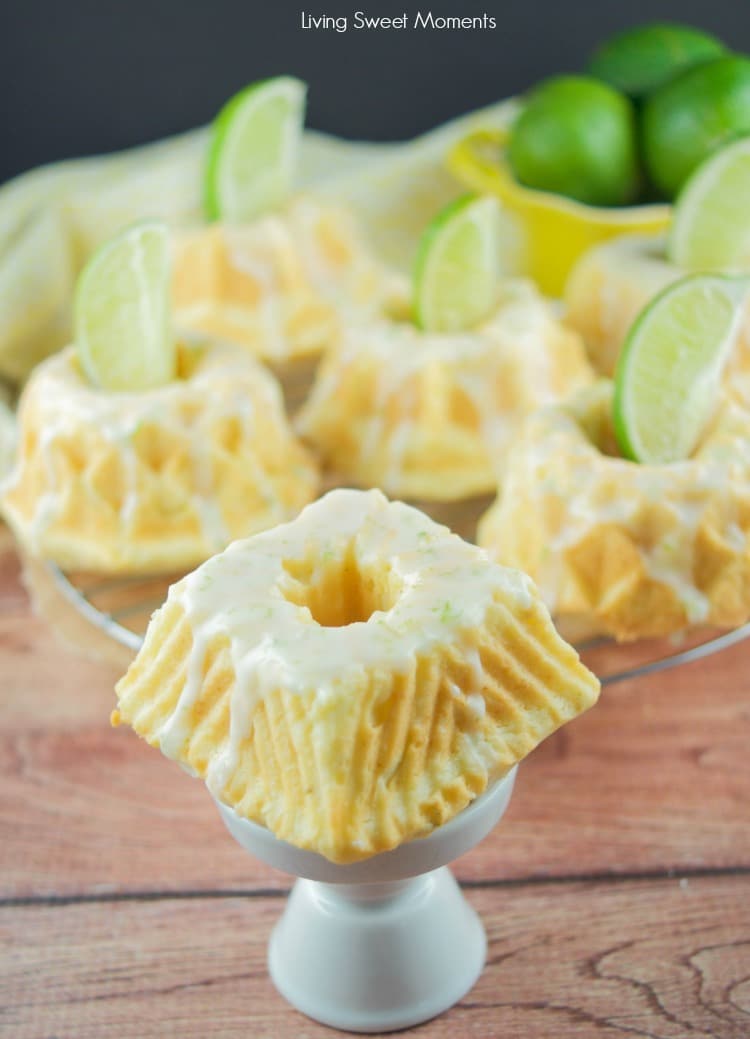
[{"left": 2, "top": 0, "right": 750, "bottom": 184}]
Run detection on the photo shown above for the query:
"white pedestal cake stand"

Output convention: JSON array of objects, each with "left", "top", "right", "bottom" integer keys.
[{"left": 215, "top": 767, "right": 517, "bottom": 1033}]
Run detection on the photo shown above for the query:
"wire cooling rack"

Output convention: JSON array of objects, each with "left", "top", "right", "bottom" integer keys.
[{"left": 46, "top": 560, "right": 750, "bottom": 687}]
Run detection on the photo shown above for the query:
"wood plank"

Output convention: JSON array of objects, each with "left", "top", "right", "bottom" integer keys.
[
  {"left": 0, "top": 529, "right": 26, "bottom": 612},
  {"left": 3, "top": 536, "right": 750, "bottom": 897},
  {"left": 2, "top": 875, "right": 749, "bottom": 1038}
]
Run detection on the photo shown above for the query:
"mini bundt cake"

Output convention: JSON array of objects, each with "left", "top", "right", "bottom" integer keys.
[
  {"left": 478, "top": 381, "right": 750, "bottom": 641},
  {"left": 172, "top": 197, "right": 405, "bottom": 364},
  {"left": 113, "top": 488, "right": 600, "bottom": 863},
  {"left": 296, "top": 282, "right": 594, "bottom": 501},
  {"left": 564, "top": 235, "right": 750, "bottom": 406},
  {"left": 1, "top": 339, "right": 318, "bottom": 573}
]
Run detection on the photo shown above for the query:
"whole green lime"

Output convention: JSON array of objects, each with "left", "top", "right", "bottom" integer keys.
[
  {"left": 643, "top": 55, "right": 750, "bottom": 198},
  {"left": 508, "top": 76, "right": 640, "bottom": 207},
  {"left": 589, "top": 22, "right": 726, "bottom": 100}
]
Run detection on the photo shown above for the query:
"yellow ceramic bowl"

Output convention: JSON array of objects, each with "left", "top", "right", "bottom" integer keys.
[{"left": 447, "top": 128, "right": 671, "bottom": 297}]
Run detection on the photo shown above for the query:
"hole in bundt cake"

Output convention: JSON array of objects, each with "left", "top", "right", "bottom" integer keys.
[
  {"left": 571, "top": 389, "right": 624, "bottom": 460},
  {"left": 281, "top": 541, "right": 403, "bottom": 627}
]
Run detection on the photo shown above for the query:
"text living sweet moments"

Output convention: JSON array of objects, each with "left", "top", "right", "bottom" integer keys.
[{"left": 300, "top": 11, "right": 497, "bottom": 31}]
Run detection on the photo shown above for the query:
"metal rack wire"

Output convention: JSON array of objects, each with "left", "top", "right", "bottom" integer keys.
[{"left": 47, "top": 562, "right": 750, "bottom": 687}]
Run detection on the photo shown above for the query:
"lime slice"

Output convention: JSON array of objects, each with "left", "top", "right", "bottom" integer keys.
[
  {"left": 669, "top": 136, "right": 750, "bottom": 271},
  {"left": 414, "top": 194, "right": 501, "bottom": 332},
  {"left": 204, "top": 76, "right": 307, "bottom": 222},
  {"left": 613, "top": 274, "right": 748, "bottom": 463},
  {"left": 74, "top": 221, "right": 175, "bottom": 392}
]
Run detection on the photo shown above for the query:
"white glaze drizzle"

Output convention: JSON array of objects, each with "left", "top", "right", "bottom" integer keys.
[
  {"left": 497, "top": 383, "right": 750, "bottom": 622},
  {"left": 466, "top": 693, "right": 487, "bottom": 719},
  {"left": 172, "top": 196, "right": 405, "bottom": 362},
  {"left": 2, "top": 340, "right": 296, "bottom": 551},
  {"left": 155, "top": 488, "right": 535, "bottom": 792},
  {"left": 286, "top": 196, "right": 406, "bottom": 316},
  {"left": 298, "top": 281, "right": 591, "bottom": 486}
]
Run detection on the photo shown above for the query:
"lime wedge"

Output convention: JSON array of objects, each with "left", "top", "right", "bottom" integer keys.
[
  {"left": 74, "top": 221, "right": 175, "bottom": 392},
  {"left": 669, "top": 136, "right": 750, "bottom": 271},
  {"left": 204, "top": 76, "right": 307, "bottom": 222},
  {"left": 414, "top": 194, "right": 501, "bottom": 332},
  {"left": 613, "top": 274, "right": 748, "bottom": 464}
]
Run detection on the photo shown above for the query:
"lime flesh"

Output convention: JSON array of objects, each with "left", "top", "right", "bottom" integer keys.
[
  {"left": 413, "top": 194, "right": 501, "bottom": 333},
  {"left": 613, "top": 273, "right": 748, "bottom": 464},
  {"left": 74, "top": 221, "right": 175, "bottom": 392},
  {"left": 669, "top": 135, "right": 750, "bottom": 271},
  {"left": 204, "top": 76, "right": 307, "bottom": 222}
]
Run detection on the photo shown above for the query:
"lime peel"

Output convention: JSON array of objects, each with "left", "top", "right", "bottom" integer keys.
[
  {"left": 74, "top": 220, "right": 175, "bottom": 393},
  {"left": 204, "top": 76, "right": 307, "bottom": 223},
  {"left": 642, "top": 55, "right": 750, "bottom": 199},
  {"left": 613, "top": 273, "right": 749, "bottom": 464},
  {"left": 588, "top": 22, "right": 725, "bottom": 100},
  {"left": 507, "top": 75, "right": 639, "bottom": 207}
]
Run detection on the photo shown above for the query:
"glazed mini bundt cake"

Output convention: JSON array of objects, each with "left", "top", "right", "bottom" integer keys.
[
  {"left": 172, "top": 197, "right": 406, "bottom": 365},
  {"left": 564, "top": 235, "right": 679, "bottom": 377},
  {"left": 478, "top": 381, "right": 750, "bottom": 641},
  {"left": 114, "top": 488, "right": 600, "bottom": 863},
  {"left": 1, "top": 340, "right": 318, "bottom": 573},
  {"left": 564, "top": 235, "right": 750, "bottom": 406},
  {"left": 297, "top": 281, "right": 594, "bottom": 501}
]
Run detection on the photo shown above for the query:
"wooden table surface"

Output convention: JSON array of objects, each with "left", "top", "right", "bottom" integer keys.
[{"left": 2, "top": 530, "right": 749, "bottom": 1039}]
